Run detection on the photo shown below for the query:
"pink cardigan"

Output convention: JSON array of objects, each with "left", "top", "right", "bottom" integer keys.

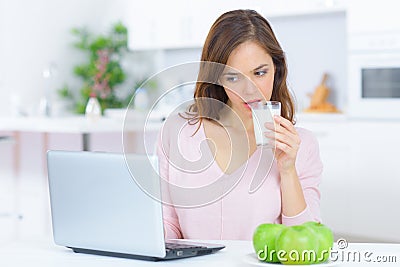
[{"left": 156, "top": 114, "right": 323, "bottom": 240}]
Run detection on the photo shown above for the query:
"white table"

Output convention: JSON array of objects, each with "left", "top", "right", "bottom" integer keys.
[{"left": 1, "top": 239, "right": 399, "bottom": 267}]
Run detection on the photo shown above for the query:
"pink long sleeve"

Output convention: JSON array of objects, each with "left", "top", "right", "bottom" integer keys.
[
  {"left": 156, "top": 122, "right": 183, "bottom": 239},
  {"left": 155, "top": 114, "right": 323, "bottom": 240}
]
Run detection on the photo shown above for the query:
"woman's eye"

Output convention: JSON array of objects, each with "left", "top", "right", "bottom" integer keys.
[
  {"left": 255, "top": 70, "right": 267, "bottom": 76},
  {"left": 225, "top": 76, "right": 238, "bottom": 82}
]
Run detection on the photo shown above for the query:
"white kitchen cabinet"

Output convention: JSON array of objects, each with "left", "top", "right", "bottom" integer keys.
[
  {"left": 127, "top": 0, "right": 400, "bottom": 50},
  {"left": 345, "top": 121, "right": 400, "bottom": 241},
  {"left": 345, "top": 0, "right": 400, "bottom": 33},
  {"left": 127, "top": 0, "right": 345, "bottom": 50},
  {"left": 297, "top": 114, "right": 400, "bottom": 242},
  {"left": 127, "top": 0, "right": 216, "bottom": 50}
]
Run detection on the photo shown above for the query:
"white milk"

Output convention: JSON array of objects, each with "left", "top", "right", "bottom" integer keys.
[{"left": 252, "top": 106, "right": 280, "bottom": 146}]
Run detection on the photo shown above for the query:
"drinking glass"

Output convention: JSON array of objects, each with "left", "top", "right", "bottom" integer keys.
[{"left": 249, "top": 101, "right": 281, "bottom": 147}]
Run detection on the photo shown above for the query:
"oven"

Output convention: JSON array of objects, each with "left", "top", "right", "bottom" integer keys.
[{"left": 348, "top": 32, "right": 400, "bottom": 119}]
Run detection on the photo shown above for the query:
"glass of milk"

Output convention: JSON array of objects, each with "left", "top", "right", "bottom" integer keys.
[{"left": 249, "top": 101, "right": 281, "bottom": 147}]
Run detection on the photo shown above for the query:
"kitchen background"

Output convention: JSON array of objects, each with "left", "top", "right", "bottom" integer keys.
[{"left": 1, "top": 0, "right": 400, "bottom": 244}]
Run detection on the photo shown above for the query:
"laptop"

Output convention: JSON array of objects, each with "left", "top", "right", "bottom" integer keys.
[{"left": 46, "top": 150, "right": 225, "bottom": 261}]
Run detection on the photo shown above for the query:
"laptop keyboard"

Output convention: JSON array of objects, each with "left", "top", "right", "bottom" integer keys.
[{"left": 165, "top": 242, "right": 207, "bottom": 250}]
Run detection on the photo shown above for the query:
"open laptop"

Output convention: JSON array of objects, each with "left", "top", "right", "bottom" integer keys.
[{"left": 46, "top": 150, "right": 225, "bottom": 261}]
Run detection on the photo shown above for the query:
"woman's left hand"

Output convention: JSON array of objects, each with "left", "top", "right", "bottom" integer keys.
[{"left": 265, "top": 115, "right": 300, "bottom": 173}]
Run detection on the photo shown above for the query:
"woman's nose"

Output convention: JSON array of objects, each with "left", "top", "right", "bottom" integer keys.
[{"left": 242, "top": 78, "right": 258, "bottom": 95}]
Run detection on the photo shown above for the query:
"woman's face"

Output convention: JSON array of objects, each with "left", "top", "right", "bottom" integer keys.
[{"left": 220, "top": 41, "right": 275, "bottom": 116}]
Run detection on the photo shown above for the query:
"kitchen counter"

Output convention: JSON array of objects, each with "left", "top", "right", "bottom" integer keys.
[
  {"left": 0, "top": 116, "right": 163, "bottom": 133},
  {"left": 0, "top": 116, "right": 163, "bottom": 152}
]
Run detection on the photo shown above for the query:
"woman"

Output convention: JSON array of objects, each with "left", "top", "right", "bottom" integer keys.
[{"left": 156, "top": 9, "right": 323, "bottom": 240}]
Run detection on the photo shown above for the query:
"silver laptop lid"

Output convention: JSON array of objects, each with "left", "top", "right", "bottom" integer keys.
[{"left": 47, "top": 151, "right": 166, "bottom": 258}]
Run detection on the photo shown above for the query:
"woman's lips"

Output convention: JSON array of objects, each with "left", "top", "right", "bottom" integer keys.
[
  {"left": 245, "top": 99, "right": 262, "bottom": 104},
  {"left": 243, "top": 99, "right": 261, "bottom": 110},
  {"left": 243, "top": 100, "right": 259, "bottom": 110}
]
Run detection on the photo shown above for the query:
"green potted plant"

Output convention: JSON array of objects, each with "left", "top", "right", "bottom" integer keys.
[{"left": 58, "top": 22, "right": 137, "bottom": 114}]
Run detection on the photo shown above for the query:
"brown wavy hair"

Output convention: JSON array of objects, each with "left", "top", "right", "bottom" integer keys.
[{"left": 185, "top": 9, "right": 295, "bottom": 130}]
